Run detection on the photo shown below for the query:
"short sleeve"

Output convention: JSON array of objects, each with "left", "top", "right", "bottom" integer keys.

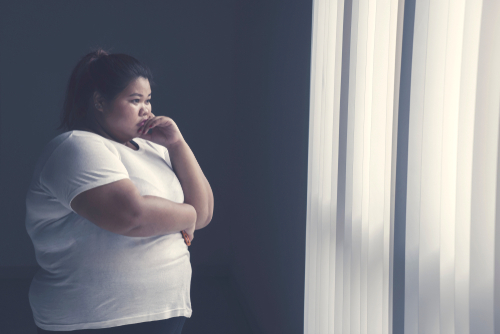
[
  {"left": 143, "top": 138, "right": 173, "bottom": 169},
  {"left": 40, "top": 134, "right": 130, "bottom": 213},
  {"left": 163, "top": 146, "right": 173, "bottom": 169}
]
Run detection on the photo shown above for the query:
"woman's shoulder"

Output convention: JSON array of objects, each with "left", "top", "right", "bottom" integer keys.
[
  {"left": 49, "top": 130, "right": 103, "bottom": 145},
  {"left": 64, "top": 130, "right": 105, "bottom": 140},
  {"left": 43, "top": 130, "right": 120, "bottom": 161}
]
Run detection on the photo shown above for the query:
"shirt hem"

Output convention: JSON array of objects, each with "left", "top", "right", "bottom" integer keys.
[{"left": 34, "top": 308, "right": 192, "bottom": 331}]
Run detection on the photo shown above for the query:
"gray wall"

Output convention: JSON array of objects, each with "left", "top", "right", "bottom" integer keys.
[{"left": 229, "top": 1, "right": 312, "bottom": 333}]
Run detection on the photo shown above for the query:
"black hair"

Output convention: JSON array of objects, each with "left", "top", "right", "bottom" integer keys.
[{"left": 57, "top": 47, "right": 156, "bottom": 132}]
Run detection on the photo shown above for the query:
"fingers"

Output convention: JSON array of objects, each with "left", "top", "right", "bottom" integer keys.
[
  {"left": 139, "top": 116, "right": 157, "bottom": 134},
  {"left": 181, "top": 230, "right": 192, "bottom": 246}
]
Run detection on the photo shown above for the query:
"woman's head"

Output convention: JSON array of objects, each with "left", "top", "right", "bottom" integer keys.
[{"left": 58, "top": 48, "right": 156, "bottom": 142}]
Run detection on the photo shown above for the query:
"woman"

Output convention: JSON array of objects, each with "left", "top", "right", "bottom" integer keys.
[{"left": 25, "top": 48, "right": 214, "bottom": 333}]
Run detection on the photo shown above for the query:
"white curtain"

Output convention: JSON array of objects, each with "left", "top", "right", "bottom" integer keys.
[{"left": 304, "top": 0, "right": 500, "bottom": 333}]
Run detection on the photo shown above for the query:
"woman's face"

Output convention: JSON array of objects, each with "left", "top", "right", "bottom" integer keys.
[{"left": 98, "top": 76, "right": 152, "bottom": 143}]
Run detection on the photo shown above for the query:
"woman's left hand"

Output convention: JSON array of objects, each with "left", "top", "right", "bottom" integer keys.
[
  {"left": 184, "top": 223, "right": 195, "bottom": 243},
  {"left": 137, "top": 113, "right": 184, "bottom": 147}
]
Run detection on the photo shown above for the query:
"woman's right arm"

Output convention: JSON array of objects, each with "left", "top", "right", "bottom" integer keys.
[
  {"left": 128, "top": 194, "right": 197, "bottom": 237},
  {"left": 70, "top": 178, "right": 196, "bottom": 238}
]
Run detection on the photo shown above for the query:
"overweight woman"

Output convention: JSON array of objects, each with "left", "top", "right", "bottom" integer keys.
[{"left": 25, "top": 48, "right": 214, "bottom": 334}]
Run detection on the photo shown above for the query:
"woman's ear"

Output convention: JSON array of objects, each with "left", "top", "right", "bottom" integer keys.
[{"left": 93, "top": 92, "right": 106, "bottom": 113}]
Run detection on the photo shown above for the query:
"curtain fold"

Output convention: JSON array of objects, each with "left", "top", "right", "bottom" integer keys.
[
  {"left": 405, "top": 0, "right": 500, "bottom": 333},
  {"left": 304, "top": 0, "right": 500, "bottom": 333},
  {"left": 305, "top": 0, "right": 403, "bottom": 333}
]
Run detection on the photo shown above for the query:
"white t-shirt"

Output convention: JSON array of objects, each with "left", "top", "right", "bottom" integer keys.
[{"left": 25, "top": 130, "right": 192, "bottom": 331}]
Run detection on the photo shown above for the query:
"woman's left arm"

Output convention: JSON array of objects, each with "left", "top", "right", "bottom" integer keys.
[
  {"left": 165, "top": 139, "right": 213, "bottom": 230},
  {"left": 199, "top": 168, "right": 214, "bottom": 230},
  {"left": 138, "top": 115, "right": 213, "bottom": 231}
]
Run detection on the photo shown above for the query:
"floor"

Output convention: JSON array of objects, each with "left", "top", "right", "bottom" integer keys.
[{"left": 0, "top": 274, "right": 253, "bottom": 334}]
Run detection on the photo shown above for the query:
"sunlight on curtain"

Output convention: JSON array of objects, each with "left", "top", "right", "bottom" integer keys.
[
  {"left": 304, "top": 0, "right": 500, "bottom": 333},
  {"left": 304, "top": 0, "right": 404, "bottom": 333},
  {"left": 405, "top": 1, "right": 500, "bottom": 333},
  {"left": 304, "top": 1, "right": 344, "bottom": 333}
]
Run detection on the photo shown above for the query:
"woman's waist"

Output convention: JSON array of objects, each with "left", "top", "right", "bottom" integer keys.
[
  {"left": 28, "top": 258, "right": 192, "bottom": 326},
  {"left": 34, "top": 238, "right": 190, "bottom": 283},
  {"left": 32, "top": 253, "right": 191, "bottom": 291}
]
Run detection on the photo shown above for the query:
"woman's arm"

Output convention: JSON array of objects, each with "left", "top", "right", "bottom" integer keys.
[
  {"left": 198, "top": 168, "right": 214, "bottom": 230},
  {"left": 165, "top": 138, "right": 213, "bottom": 230}
]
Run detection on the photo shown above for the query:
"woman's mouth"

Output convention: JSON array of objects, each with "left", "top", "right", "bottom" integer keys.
[{"left": 138, "top": 121, "right": 145, "bottom": 127}]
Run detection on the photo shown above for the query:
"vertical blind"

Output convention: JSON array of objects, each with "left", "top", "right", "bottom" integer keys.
[{"left": 304, "top": 0, "right": 500, "bottom": 333}]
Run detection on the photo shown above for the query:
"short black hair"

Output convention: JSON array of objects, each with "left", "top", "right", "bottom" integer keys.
[{"left": 57, "top": 47, "right": 156, "bottom": 132}]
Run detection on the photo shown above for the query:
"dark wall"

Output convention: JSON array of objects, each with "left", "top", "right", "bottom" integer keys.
[
  {"left": 0, "top": 0, "right": 236, "bottom": 270},
  {"left": 229, "top": 1, "right": 312, "bottom": 333}
]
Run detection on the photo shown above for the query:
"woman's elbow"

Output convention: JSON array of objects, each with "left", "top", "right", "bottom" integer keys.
[
  {"left": 196, "top": 208, "right": 213, "bottom": 230},
  {"left": 205, "top": 211, "right": 213, "bottom": 227}
]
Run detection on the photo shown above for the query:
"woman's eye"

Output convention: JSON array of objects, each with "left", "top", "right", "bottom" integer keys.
[{"left": 146, "top": 99, "right": 151, "bottom": 104}]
